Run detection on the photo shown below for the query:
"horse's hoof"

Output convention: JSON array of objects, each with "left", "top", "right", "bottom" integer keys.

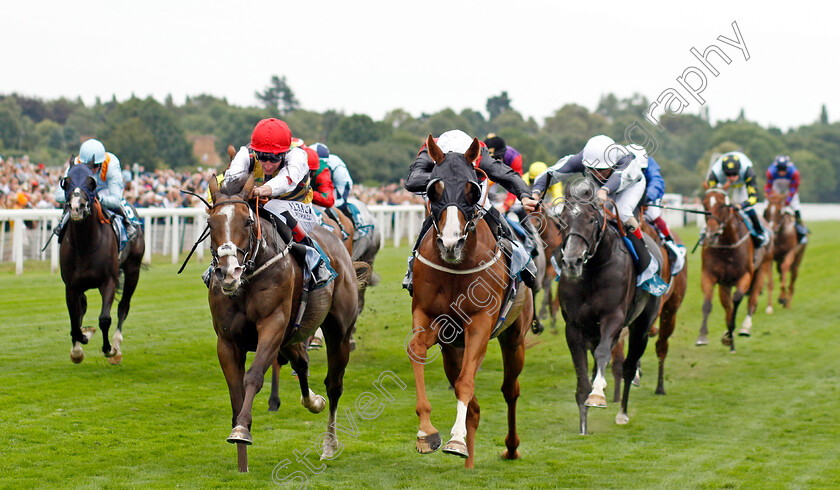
[
  {"left": 778, "top": 298, "right": 787, "bottom": 306},
  {"left": 227, "top": 425, "right": 252, "bottom": 445},
  {"left": 81, "top": 327, "right": 96, "bottom": 343},
  {"left": 108, "top": 353, "right": 122, "bottom": 365},
  {"left": 415, "top": 432, "right": 441, "bottom": 454},
  {"left": 268, "top": 398, "right": 281, "bottom": 412},
  {"left": 320, "top": 441, "right": 339, "bottom": 460},
  {"left": 738, "top": 329, "right": 751, "bottom": 337},
  {"left": 765, "top": 305, "right": 774, "bottom": 315},
  {"left": 70, "top": 346, "right": 84, "bottom": 364},
  {"left": 721, "top": 334, "right": 733, "bottom": 346},
  {"left": 648, "top": 325, "right": 659, "bottom": 337},
  {"left": 501, "top": 449, "right": 520, "bottom": 460},
  {"left": 348, "top": 337, "right": 357, "bottom": 352},
  {"left": 585, "top": 394, "right": 607, "bottom": 408},
  {"left": 695, "top": 336, "right": 708, "bottom": 346},
  {"left": 441, "top": 439, "right": 469, "bottom": 458},
  {"left": 616, "top": 412, "right": 630, "bottom": 425},
  {"left": 302, "top": 393, "right": 326, "bottom": 414}
]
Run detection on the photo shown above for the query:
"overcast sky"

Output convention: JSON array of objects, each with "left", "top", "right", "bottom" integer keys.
[{"left": 2, "top": 1, "right": 834, "bottom": 131}]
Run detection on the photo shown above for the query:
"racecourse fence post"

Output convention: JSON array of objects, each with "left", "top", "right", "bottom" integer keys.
[
  {"left": 394, "top": 209, "right": 402, "bottom": 247},
  {"left": 14, "top": 218, "right": 23, "bottom": 275},
  {"left": 195, "top": 213, "right": 206, "bottom": 262},
  {"left": 378, "top": 210, "right": 386, "bottom": 249},
  {"left": 143, "top": 216, "right": 152, "bottom": 265},
  {"left": 171, "top": 215, "right": 179, "bottom": 264},
  {"left": 50, "top": 217, "right": 59, "bottom": 273}
]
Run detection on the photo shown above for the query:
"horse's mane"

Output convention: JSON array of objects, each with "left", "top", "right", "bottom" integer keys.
[{"left": 220, "top": 174, "right": 249, "bottom": 197}]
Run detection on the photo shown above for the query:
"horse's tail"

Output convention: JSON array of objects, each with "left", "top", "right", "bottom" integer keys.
[{"left": 353, "top": 261, "right": 373, "bottom": 291}]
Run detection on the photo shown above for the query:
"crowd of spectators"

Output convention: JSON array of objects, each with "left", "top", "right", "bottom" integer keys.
[{"left": 0, "top": 155, "right": 426, "bottom": 211}]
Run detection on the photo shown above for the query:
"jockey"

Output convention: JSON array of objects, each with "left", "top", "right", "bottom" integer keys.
[
  {"left": 303, "top": 144, "right": 349, "bottom": 239},
  {"left": 402, "top": 129, "right": 540, "bottom": 296},
  {"left": 54, "top": 138, "right": 138, "bottom": 243},
  {"left": 484, "top": 134, "right": 524, "bottom": 213},
  {"left": 308, "top": 142, "right": 361, "bottom": 228},
  {"left": 625, "top": 144, "right": 686, "bottom": 275},
  {"left": 706, "top": 151, "right": 768, "bottom": 247},
  {"left": 766, "top": 155, "right": 808, "bottom": 241},
  {"left": 531, "top": 135, "right": 669, "bottom": 295},
  {"left": 222, "top": 118, "right": 335, "bottom": 289}
]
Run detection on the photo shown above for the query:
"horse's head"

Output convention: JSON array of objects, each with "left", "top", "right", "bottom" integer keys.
[
  {"left": 702, "top": 187, "right": 733, "bottom": 240},
  {"left": 425, "top": 134, "right": 483, "bottom": 264},
  {"left": 555, "top": 178, "right": 605, "bottom": 279},
  {"left": 207, "top": 174, "right": 256, "bottom": 295},
  {"left": 61, "top": 160, "right": 98, "bottom": 221},
  {"left": 764, "top": 192, "right": 787, "bottom": 233}
]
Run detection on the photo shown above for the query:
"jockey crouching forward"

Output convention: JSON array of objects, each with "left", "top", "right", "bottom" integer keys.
[
  {"left": 531, "top": 135, "right": 668, "bottom": 295},
  {"left": 766, "top": 155, "right": 808, "bottom": 243},
  {"left": 309, "top": 142, "right": 365, "bottom": 235},
  {"left": 401, "top": 129, "right": 541, "bottom": 296},
  {"left": 625, "top": 144, "right": 686, "bottom": 275},
  {"left": 705, "top": 151, "right": 769, "bottom": 247},
  {"left": 303, "top": 144, "right": 350, "bottom": 240},
  {"left": 54, "top": 138, "right": 138, "bottom": 246},
  {"left": 222, "top": 118, "right": 336, "bottom": 289}
]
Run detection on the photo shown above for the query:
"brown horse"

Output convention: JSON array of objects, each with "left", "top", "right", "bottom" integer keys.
[
  {"left": 526, "top": 204, "right": 565, "bottom": 331},
  {"left": 60, "top": 162, "right": 144, "bottom": 364},
  {"left": 611, "top": 212, "right": 688, "bottom": 398},
  {"left": 552, "top": 180, "right": 661, "bottom": 434},
  {"left": 408, "top": 135, "right": 532, "bottom": 468},
  {"left": 206, "top": 175, "right": 359, "bottom": 472},
  {"left": 697, "top": 188, "right": 773, "bottom": 351},
  {"left": 764, "top": 193, "right": 807, "bottom": 312}
]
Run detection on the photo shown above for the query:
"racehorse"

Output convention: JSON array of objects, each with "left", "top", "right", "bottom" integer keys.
[
  {"left": 206, "top": 174, "right": 359, "bottom": 472},
  {"left": 526, "top": 205, "right": 564, "bottom": 332},
  {"left": 764, "top": 192, "right": 807, "bottom": 312},
  {"left": 697, "top": 187, "right": 773, "bottom": 351},
  {"left": 552, "top": 179, "right": 661, "bottom": 434},
  {"left": 611, "top": 211, "right": 688, "bottom": 398},
  {"left": 60, "top": 162, "right": 144, "bottom": 364},
  {"left": 408, "top": 135, "right": 533, "bottom": 468}
]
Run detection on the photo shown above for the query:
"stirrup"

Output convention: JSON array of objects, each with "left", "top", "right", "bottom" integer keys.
[{"left": 640, "top": 274, "right": 668, "bottom": 296}]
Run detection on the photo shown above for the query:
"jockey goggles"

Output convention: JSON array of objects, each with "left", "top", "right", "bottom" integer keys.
[{"left": 253, "top": 150, "right": 285, "bottom": 163}]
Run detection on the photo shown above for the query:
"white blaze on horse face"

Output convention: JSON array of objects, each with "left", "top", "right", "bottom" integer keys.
[
  {"left": 439, "top": 206, "right": 463, "bottom": 251},
  {"left": 69, "top": 190, "right": 84, "bottom": 219},
  {"left": 216, "top": 204, "right": 243, "bottom": 290},
  {"left": 709, "top": 195, "right": 717, "bottom": 210},
  {"left": 450, "top": 400, "right": 468, "bottom": 442}
]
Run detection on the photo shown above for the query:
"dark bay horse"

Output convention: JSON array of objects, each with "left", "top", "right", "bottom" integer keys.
[
  {"left": 764, "top": 193, "right": 807, "bottom": 312},
  {"left": 207, "top": 175, "right": 359, "bottom": 472},
  {"left": 60, "top": 163, "right": 144, "bottom": 364},
  {"left": 698, "top": 188, "right": 773, "bottom": 351},
  {"left": 527, "top": 205, "right": 564, "bottom": 332},
  {"left": 611, "top": 213, "right": 688, "bottom": 398},
  {"left": 553, "top": 179, "right": 661, "bottom": 434},
  {"left": 408, "top": 135, "right": 532, "bottom": 468}
]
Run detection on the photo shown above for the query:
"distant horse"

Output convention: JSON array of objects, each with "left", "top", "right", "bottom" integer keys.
[
  {"left": 553, "top": 179, "right": 661, "bottom": 434},
  {"left": 611, "top": 211, "right": 688, "bottom": 398},
  {"left": 697, "top": 188, "right": 773, "bottom": 351},
  {"left": 408, "top": 135, "right": 533, "bottom": 468},
  {"left": 764, "top": 193, "right": 807, "bottom": 312},
  {"left": 60, "top": 162, "right": 144, "bottom": 364},
  {"left": 206, "top": 175, "right": 359, "bottom": 472},
  {"left": 526, "top": 205, "right": 564, "bottom": 331}
]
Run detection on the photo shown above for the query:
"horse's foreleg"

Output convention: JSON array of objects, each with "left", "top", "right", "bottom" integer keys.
[
  {"left": 66, "top": 288, "right": 86, "bottom": 363},
  {"left": 565, "top": 324, "right": 591, "bottom": 435},
  {"left": 734, "top": 271, "right": 753, "bottom": 341},
  {"left": 617, "top": 305, "right": 654, "bottom": 425},
  {"left": 611, "top": 332, "right": 627, "bottom": 403},
  {"left": 283, "top": 343, "right": 325, "bottom": 414},
  {"left": 443, "top": 320, "right": 493, "bottom": 462},
  {"left": 217, "top": 338, "right": 246, "bottom": 435},
  {"left": 408, "top": 312, "right": 440, "bottom": 454},
  {"left": 765, "top": 260, "right": 776, "bottom": 314},
  {"left": 718, "top": 284, "right": 736, "bottom": 352},
  {"left": 498, "top": 325, "right": 525, "bottom": 461},
  {"left": 788, "top": 248, "right": 805, "bottom": 309},
  {"left": 697, "top": 272, "right": 715, "bottom": 346},
  {"left": 780, "top": 251, "right": 796, "bottom": 308},
  {"left": 112, "top": 264, "right": 140, "bottom": 362},
  {"left": 98, "top": 281, "right": 116, "bottom": 358},
  {"left": 233, "top": 320, "right": 285, "bottom": 444},
  {"left": 268, "top": 359, "right": 281, "bottom": 412},
  {"left": 655, "top": 309, "right": 676, "bottom": 396}
]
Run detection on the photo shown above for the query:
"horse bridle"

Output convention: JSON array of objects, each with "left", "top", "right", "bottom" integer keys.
[
  {"left": 209, "top": 198, "right": 260, "bottom": 273},
  {"left": 559, "top": 200, "right": 607, "bottom": 265},
  {"left": 703, "top": 190, "right": 750, "bottom": 248}
]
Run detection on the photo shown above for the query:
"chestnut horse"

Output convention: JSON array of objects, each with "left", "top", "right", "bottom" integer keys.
[
  {"left": 206, "top": 175, "right": 358, "bottom": 472},
  {"left": 408, "top": 135, "right": 532, "bottom": 468},
  {"left": 60, "top": 162, "right": 144, "bottom": 364},
  {"left": 764, "top": 193, "right": 807, "bottom": 312},
  {"left": 611, "top": 212, "right": 688, "bottom": 398},
  {"left": 697, "top": 188, "right": 773, "bottom": 351}
]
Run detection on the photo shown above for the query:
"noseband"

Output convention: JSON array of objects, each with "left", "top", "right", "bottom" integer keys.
[
  {"left": 209, "top": 198, "right": 259, "bottom": 273},
  {"left": 560, "top": 201, "right": 607, "bottom": 265}
]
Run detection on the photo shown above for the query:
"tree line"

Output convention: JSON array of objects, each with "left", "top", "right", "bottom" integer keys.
[{"left": 1, "top": 81, "right": 838, "bottom": 202}]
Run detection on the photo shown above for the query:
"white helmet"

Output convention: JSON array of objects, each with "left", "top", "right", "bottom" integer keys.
[
  {"left": 582, "top": 135, "right": 626, "bottom": 170},
  {"left": 79, "top": 139, "right": 107, "bottom": 165},
  {"left": 626, "top": 143, "right": 649, "bottom": 169},
  {"left": 436, "top": 129, "right": 473, "bottom": 153}
]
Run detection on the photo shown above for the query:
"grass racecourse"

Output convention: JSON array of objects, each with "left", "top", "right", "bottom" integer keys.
[{"left": 1, "top": 222, "right": 839, "bottom": 489}]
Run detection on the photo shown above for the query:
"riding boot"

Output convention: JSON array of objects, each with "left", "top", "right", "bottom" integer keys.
[
  {"left": 664, "top": 239, "right": 686, "bottom": 275},
  {"left": 402, "top": 215, "right": 435, "bottom": 296},
  {"left": 745, "top": 208, "right": 768, "bottom": 247},
  {"left": 520, "top": 258, "right": 538, "bottom": 289},
  {"left": 794, "top": 210, "right": 808, "bottom": 242},
  {"left": 625, "top": 228, "right": 667, "bottom": 295},
  {"left": 55, "top": 209, "right": 70, "bottom": 244}
]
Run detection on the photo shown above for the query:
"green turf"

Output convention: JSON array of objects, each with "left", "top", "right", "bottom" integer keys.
[{"left": 0, "top": 222, "right": 838, "bottom": 488}]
